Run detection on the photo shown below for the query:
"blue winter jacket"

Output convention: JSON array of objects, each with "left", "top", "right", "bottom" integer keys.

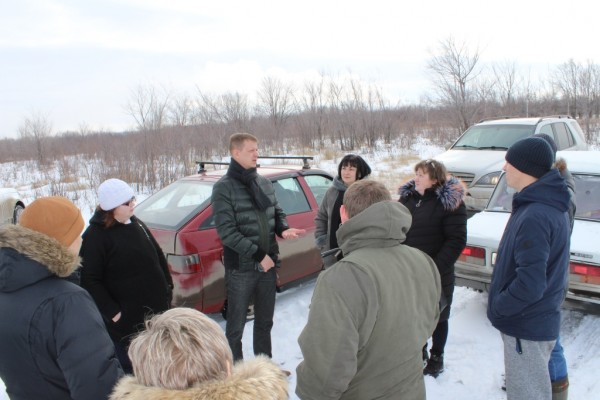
[{"left": 487, "top": 169, "right": 570, "bottom": 341}]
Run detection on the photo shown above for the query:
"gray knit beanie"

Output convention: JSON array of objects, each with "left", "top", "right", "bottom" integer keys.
[{"left": 505, "top": 137, "right": 554, "bottom": 178}]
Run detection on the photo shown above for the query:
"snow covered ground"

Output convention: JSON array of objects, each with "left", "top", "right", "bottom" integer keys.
[
  {"left": 2, "top": 281, "right": 600, "bottom": 399},
  {"left": 2, "top": 139, "right": 600, "bottom": 399}
]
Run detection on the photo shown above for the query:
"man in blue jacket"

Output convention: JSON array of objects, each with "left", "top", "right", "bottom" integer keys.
[{"left": 488, "top": 137, "right": 570, "bottom": 400}]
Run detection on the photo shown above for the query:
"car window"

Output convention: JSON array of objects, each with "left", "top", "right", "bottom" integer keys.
[
  {"left": 453, "top": 124, "right": 535, "bottom": 149},
  {"left": 573, "top": 174, "right": 600, "bottom": 221},
  {"left": 487, "top": 172, "right": 600, "bottom": 221},
  {"left": 552, "top": 122, "right": 574, "bottom": 150},
  {"left": 304, "top": 174, "right": 333, "bottom": 206},
  {"left": 135, "top": 180, "right": 213, "bottom": 229},
  {"left": 273, "top": 177, "right": 310, "bottom": 215},
  {"left": 486, "top": 174, "right": 514, "bottom": 212}
]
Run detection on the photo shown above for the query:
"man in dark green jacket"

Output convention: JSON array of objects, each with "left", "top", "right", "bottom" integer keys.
[
  {"left": 212, "top": 133, "right": 305, "bottom": 362},
  {"left": 297, "top": 180, "right": 441, "bottom": 400}
]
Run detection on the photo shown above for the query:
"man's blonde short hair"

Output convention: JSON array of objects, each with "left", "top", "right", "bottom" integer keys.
[
  {"left": 229, "top": 132, "right": 258, "bottom": 153},
  {"left": 128, "top": 308, "right": 233, "bottom": 390},
  {"left": 343, "top": 180, "right": 391, "bottom": 219}
]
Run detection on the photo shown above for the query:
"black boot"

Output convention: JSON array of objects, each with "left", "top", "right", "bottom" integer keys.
[
  {"left": 422, "top": 345, "right": 429, "bottom": 368},
  {"left": 423, "top": 352, "right": 444, "bottom": 378}
]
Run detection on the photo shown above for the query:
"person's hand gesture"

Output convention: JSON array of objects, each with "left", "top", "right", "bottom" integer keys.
[{"left": 282, "top": 228, "right": 306, "bottom": 239}]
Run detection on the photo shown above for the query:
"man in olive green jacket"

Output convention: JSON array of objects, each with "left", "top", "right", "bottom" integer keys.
[{"left": 296, "top": 180, "right": 441, "bottom": 400}]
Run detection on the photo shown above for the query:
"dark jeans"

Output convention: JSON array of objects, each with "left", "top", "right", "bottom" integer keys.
[
  {"left": 225, "top": 268, "right": 276, "bottom": 361},
  {"left": 430, "top": 319, "right": 449, "bottom": 355}
]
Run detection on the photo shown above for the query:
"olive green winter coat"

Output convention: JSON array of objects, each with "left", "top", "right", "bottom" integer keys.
[{"left": 297, "top": 201, "right": 441, "bottom": 400}]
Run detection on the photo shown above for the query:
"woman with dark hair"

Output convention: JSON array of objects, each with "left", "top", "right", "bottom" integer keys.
[
  {"left": 315, "top": 154, "right": 371, "bottom": 267},
  {"left": 399, "top": 159, "right": 467, "bottom": 378},
  {"left": 80, "top": 179, "right": 173, "bottom": 374}
]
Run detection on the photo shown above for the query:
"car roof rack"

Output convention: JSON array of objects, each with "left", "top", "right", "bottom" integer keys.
[
  {"left": 196, "top": 161, "right": 230, "bottom": 174},
  {"left": 477, "top": 116, "right": 519, "bottom": 123},
  {"left": 195, "top": 156, "right": 314, "bottom": 173},
  {"left": 259, "top": 156, "right": 314, "bottom": 169},
  {"left": 538, "top": 115, "right": 573, "bottom": 121}
]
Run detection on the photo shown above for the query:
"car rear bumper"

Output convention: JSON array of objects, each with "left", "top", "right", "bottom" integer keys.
[{"left": 455, "top": 266, "right": 600, "bottom": 314}]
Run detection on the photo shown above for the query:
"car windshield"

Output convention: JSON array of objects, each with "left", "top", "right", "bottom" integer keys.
[
  {"left": 135, "top": 180, "right": 213, "bottom": 229},
  {"left": 487, "top": 172, "right": 600, "bottom": 221},
  {"left": 453, "top": 124, "right": 535, "bottom": 150}
]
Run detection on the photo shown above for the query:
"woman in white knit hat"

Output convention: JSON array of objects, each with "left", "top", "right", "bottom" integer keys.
[{"left": 79, "top": 179, "right": 174, "bottom": 374}]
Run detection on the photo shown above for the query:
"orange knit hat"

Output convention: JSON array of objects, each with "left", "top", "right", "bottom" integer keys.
[{"left": 19, "top": 196, "right": 84, "bottom": 248}]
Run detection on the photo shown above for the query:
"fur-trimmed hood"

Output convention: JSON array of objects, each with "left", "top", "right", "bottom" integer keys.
[
  {"left": 399, "top": 176, "right": 465, "bottom": 211},
  {"left": 0, "top": 224, "right": 80, "bottom": 293},
  {"left": 110, "top": 356, "right": 288, "bottom": 400}
]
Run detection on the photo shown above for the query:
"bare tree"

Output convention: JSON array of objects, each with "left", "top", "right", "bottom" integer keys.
[
  {"left": 125, "top": 84, "right": 171, "bottom": 132},
  {"left": 298, "top": 73, "right": 329, "bottom": 146},
  {"left": 492, "top": 60, "right": 521, "bottom": 115},
  {"left": 18, "top": 111, "right": 52, "bottom": 166},
  {"left": 427, "top": 37, "right": 486, "bottom": 133},
  {"left": 256, "top": 76, "right": 295, "bottom": 146},
  {"left": 553, "top": 59, "right": 580, "bottom": 118},
  {"left": 168, "top": 92, "right": 195, "bottom": 126}
]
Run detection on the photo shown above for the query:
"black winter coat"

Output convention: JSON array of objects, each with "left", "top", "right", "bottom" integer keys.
[
  {"left": 399, "top": 177, "right": 467, "bottom": 308},
  {"left": 0, "top": 225, "right": 123, "bottom": 400},
  {"left": 80, "top": 212, "right": 173, "bottom": 343},
  {"left": 211, "top": 164, "right": 289, "bottom": 271}
]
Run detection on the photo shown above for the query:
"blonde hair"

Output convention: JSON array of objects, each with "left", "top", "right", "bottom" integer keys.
[
  {"left": 229, "top": 132, "right": 258, "bottom": 153},
  {"left": 128, "top": 308, "right": 233, "bottom": 390}
]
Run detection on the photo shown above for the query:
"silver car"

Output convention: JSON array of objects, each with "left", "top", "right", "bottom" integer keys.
[
  {"left": 0, "top": 188, "right": 25, "bottom": 226},
  {"left": 435, "top": 116, "right": 588, "bottom": 212},
  {"left": 455, "top": 151, "right": 600, "bottom": 309}
]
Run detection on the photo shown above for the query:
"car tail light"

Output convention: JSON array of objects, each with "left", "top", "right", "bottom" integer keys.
[
  {"left": 458, "top": 245, "right": 486, "bottom": 266},
  {"left": 168, "top": 254, "right": 201, "bottom": 274},
  {"left": 570, "top": 261, "right": 600, "bottom": 285}
]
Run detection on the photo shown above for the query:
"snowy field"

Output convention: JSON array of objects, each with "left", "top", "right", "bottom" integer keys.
[
  {"left": 3, "top": 282, "right": 600, "bottom": 399},
  {"left": 2, "top": 139, "right": 600, "bottom": 399}
]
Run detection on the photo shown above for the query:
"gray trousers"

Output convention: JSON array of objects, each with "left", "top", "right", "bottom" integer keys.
[{"left": 502, "top": 333, "right": 555, "bottom": 400}]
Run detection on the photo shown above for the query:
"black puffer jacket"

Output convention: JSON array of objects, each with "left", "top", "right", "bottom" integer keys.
[
  {"left": 399, "top": 177, "right": 467, "bottom": 302},
  {"left": 0, "top": 225, "right": 123, "bottom": 400},
  {"left": 80, "top": 213, "right": 173, "bottom": 343},
  {"left": 212, "top": 164, "right": 289, "bottom": 271}
]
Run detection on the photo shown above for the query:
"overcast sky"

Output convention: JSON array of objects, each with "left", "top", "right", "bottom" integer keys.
[{"left": 1, "top": 0, "right": 599, "bottom": 138}]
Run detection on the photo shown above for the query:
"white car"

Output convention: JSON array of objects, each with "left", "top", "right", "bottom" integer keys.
[
  {"left": 0, "top": 188, "right": 25, "bottom": 226},
  {"left": 435, "top": 116, "right": 588, "bottom": 212},
  {"left": 455, "top": 151, "right": 600, "bottom": 310}
]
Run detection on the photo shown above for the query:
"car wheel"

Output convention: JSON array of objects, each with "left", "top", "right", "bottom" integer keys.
[{"left": 13, "top": 204, "right": 25, "bottom": 224}]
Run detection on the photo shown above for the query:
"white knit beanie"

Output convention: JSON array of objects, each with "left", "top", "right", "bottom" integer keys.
[{"left": 98, "top": 179, "right": 135, "bottom": 211}]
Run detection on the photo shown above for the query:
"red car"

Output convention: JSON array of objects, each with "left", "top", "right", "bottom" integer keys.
[{"left": 134, "top": 158, "right": 333, "bottom": 314}]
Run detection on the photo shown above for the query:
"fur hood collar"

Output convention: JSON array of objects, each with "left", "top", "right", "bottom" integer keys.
[
  {"left": 399, "top": 176, "right": 465, "bottom": 211},
  {"left": 0, "top": 225, "right": 80, "bottom": 292},
  {"left": 110, "top": 356, "right": 288, "bottom": 400}
]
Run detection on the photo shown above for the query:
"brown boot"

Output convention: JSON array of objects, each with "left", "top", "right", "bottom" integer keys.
[{"left": 552, "top": 376, "right": 569, "bottom": 400}]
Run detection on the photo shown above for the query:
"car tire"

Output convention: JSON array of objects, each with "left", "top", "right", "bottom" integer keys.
[{"left": 12, "top": 204, "right": 25, "bottom": 224}]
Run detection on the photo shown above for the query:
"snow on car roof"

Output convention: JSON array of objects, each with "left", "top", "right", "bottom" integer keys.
[{"left": 557, "top": 151, "right": 600, "bottom": 174}]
